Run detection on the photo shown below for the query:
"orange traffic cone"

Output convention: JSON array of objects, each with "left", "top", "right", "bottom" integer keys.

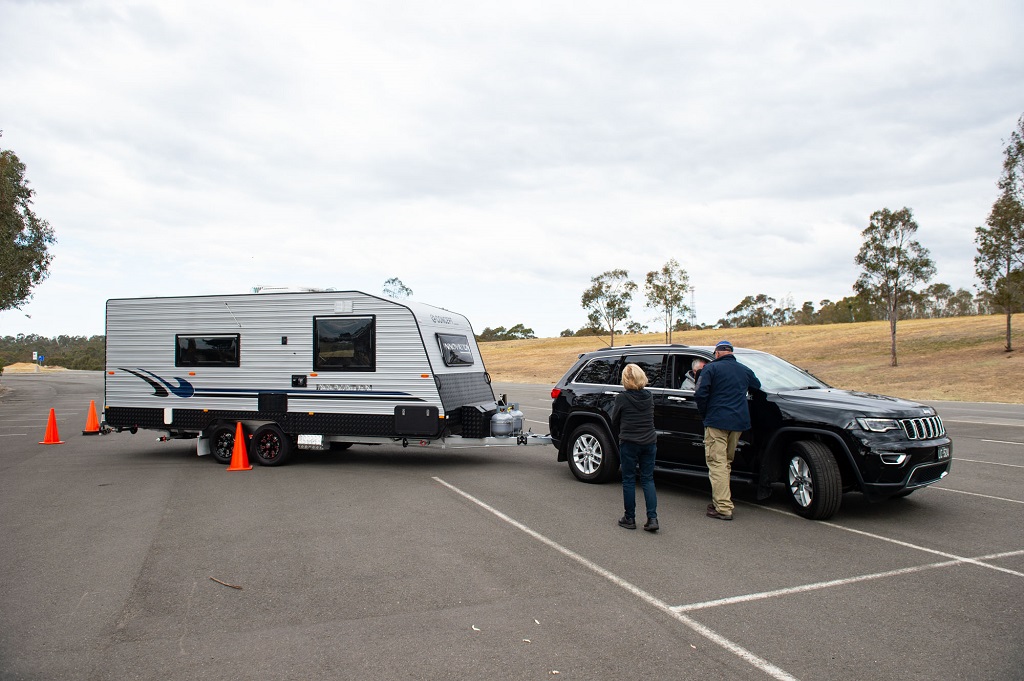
[
  {"left": 82, "top": 400, "right": 101, "bottom": 435},
  {"left": 39, "top": 408, "right": 65, "bottom": 445},
  {"left": 226, "top": 422, "right": 252, "bottom": 471}
]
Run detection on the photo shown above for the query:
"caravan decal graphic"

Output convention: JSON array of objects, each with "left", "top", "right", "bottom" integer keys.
[{"left": 120, "top": 368, "right": 196, "bottom": 398}]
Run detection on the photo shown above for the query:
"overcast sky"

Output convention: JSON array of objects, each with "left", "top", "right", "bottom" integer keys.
[{"left": 2, "top": 1, "right": 1022, "bottom": 340}]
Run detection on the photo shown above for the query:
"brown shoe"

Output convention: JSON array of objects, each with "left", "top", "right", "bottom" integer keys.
[
  {"left": 706, "top": 507, "right": 733, "bottom": 521},
  {"left": 707, "top": 503, "right": 716, "bottom": 513}
]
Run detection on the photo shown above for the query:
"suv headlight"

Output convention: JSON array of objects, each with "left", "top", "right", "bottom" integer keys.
[{"left": 856, "top": 418, "right": 901, "bottom": 433}]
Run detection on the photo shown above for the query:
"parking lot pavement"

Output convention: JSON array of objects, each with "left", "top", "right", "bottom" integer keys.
[{"left": 1, "top": 374, "right": 1021, "bottom": 680}]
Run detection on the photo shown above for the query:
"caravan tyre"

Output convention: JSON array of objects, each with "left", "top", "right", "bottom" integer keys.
[
  {"left": 209, "top": 424, "right": 236, "bottom": 465},
  {"left": 251, "top": 423, "right": 292, "bottom": 466}
]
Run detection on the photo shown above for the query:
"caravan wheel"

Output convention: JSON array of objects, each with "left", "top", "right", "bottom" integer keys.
[
  {"left": 209, "top": 424, "right": 236, "bottom": 465},
  {"left": 251, "top": 424, "right": 292, "bottom": 466}
]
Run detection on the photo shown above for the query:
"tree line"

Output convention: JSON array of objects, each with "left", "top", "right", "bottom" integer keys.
[{"left": 0, "top": 334, "right": 105, "bottom": 372}]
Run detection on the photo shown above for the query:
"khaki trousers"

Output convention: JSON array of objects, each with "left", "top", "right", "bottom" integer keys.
[{"left": 704, "top": 427, "right": 741, "bottom": 514}]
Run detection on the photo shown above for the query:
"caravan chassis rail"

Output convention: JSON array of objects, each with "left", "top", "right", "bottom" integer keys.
[
  {"left": 100, "top": 424, "right": 554, "bottom": 450},
  {"left": 299, "top": 432, "right": 554, "bottom": 450}
]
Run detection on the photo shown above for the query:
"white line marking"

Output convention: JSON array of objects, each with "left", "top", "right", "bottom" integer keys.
[
  {"left": 956, "top": 457, "right": 1024, "bottom": 468},
  {"left": 673, "top": 560, "right": 961, "bottom": 612},
  {"left": 433, "top": 477, "right": 800, "bottom": 681},
  {"left": 753, "top": 503, "right": 1024, "bottom": 575},
  {"left": 980, "top": 439, "right": 1024, "bottom": 446},
  {"left": 930, "top": 487, "right": 1024, "bottom": 504},
  {"left": 817, "top": 521, "right": 1024, "bottom": 577},
  {"left": 0, "top": 433, "right": 28, "bottom": 437},
  {"left": 673, "top": 549, "right": 1024, "bottom": 613},
  {"left": 526, "top": 418, "right": 547, "bottom": 426}
]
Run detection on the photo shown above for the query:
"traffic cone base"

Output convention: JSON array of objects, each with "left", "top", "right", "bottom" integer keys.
[
  {"left": 39, "top": 408, "right": 65, "bottom": 445},
  {"left": 226, "top": 422, "right": 252, "bottom": 471},
  {"left": 83, "top": 400, "right": 101, "bottom": 435}
]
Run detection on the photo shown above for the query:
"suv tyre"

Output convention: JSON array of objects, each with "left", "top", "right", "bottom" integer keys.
[
  {"left": 786, "top": 440, "right": 842, "bottom": 520},
  {"left": 568, "top": 424, "right": 619, "bottom": 483}
]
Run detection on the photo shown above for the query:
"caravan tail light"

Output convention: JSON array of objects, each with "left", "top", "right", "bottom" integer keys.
[{"left": 551, "top": 388, "right": 561, "bottom": 400}]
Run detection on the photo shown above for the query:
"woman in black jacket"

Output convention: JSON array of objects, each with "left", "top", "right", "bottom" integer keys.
[{"left": 610, "top": 363, "right": 659, "bottom": 532}]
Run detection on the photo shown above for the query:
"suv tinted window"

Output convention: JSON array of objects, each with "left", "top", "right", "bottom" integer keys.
[
  {"left": 621, "top": 354, "right": 665, "bottom": 388},
  {"left": 573, "top": 356, "right": 619, "bottom": 385}
]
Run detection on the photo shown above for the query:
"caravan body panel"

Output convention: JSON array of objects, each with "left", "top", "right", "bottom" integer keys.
[{"left": 104, "top": 291, "right": 495, "bottom": 440}]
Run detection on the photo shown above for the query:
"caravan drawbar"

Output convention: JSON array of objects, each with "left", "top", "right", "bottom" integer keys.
[{"left": 104, "top": 291, "right": 548, "bottom": 465}]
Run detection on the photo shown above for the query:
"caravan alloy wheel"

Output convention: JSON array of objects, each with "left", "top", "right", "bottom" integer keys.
[
  {"left": 209, "top": 424, "right": 236, "bottom": 465},
  {"left": 251, "top": 423, "right": 292, "bottom": 466}
]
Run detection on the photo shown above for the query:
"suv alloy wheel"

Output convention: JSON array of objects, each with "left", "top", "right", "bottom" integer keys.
[
  {"left": 567, "top": 424, "right": 618, "bottom": 483},
  {"left": 786, "top": 440, "right": 842, "bottom": 519}
]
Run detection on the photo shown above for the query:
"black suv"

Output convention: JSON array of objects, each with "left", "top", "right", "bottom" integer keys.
[{"left": 549, "top": 345, "right": 952, "bottom": 519}]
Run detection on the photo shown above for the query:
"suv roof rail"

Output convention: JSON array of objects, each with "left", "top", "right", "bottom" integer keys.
[{"left": 585, "top": 343, "right": 691, "bottom": 355}]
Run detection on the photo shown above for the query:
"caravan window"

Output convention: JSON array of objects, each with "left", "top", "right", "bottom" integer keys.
[
  {"left": 175, "top": 334, "right": 240, "bottom": 367},
  {"left": 437, "top": 333, "right": 474, "bottom": 367},
  {"left": 314, "top": 316, "right": 376, "bottom": 372}
]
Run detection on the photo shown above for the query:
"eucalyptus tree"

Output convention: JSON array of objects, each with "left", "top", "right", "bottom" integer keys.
[
  {"left": 644, "top": 258, "right": 690, "bottom": 343},
  {"left": 975, "top": 114, "right": 1024, "bottom": 352},
  {"left": 0, "top": 135, "right": 56, "bottom": 311},
  {"left": 975, "top": 191, "right": 1023, "bottom": 351},
  {"left": 854, "top": 207, "right": 935, "bottom": 367},
  {"left": 382, "top": 277, "right": 413, "bottom": 299},
  {"left": 581, "top": 269, "right": 637, "bottom": 347}
]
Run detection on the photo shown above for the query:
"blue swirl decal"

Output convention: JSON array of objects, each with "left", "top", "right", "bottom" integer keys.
[{"left": 119, "top": 368, "right": 195, "bottom": 398}]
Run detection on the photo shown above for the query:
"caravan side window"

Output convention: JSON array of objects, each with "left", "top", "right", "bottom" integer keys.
[
  {"left": 437, "top": 333, "right": 474, "bottom": 367},
  {"left": 314, "top": 316, "right": 376, "bottom": 372},
  {"left": 176, "top": 334, "right": 241, "bottom": 367}
]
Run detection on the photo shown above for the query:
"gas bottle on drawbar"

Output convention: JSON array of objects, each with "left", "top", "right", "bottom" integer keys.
[{"left": 490, "top": 406, "right": 514, "bottom": 437}]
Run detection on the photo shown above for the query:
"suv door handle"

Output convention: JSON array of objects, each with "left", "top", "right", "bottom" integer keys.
[
  {"left": 603, "top": 391, "right": 619, "bottom": 396},
  {"left": 668, "top": 396, "right": 688, "bottom": 402}
]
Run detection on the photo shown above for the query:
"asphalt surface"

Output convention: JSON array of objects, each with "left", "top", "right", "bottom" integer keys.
[{"left": 1, "top": 372, "right": 1021, "bottom": 680}]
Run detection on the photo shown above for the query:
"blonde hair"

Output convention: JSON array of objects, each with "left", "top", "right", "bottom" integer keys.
[{"left": 621, "top": 363, "right": 648, "bottom": 390}]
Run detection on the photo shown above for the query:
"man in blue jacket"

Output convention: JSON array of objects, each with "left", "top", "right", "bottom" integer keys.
[{"left": 694, "top": 340, "right": 761, "bottom": 520}]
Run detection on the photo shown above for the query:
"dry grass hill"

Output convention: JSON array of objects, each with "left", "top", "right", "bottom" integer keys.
[
  {"left": 1, "top": 316, "right": 1017, "bottom": 404},
  {"left": 480, "top": 315, "right": 1022, "bottom": 404}
]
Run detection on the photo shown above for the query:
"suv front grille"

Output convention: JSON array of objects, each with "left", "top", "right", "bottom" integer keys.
[{"left": 899, "top": 416, "right": 945, "bottom": 440}]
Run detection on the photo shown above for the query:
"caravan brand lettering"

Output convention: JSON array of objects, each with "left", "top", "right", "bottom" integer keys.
[
  {"left": 430, "top": 315, "right": 454, "bottom": 325},
  {"left": 316, "top": 384, "right": 373, "bottom": 391}
]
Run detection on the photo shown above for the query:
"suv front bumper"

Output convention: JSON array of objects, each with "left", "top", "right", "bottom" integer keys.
[{"left": 855, "top": 436, "right": 953, "bottom": 501}]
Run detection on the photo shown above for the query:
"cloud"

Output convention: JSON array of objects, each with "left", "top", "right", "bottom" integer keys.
[{"left": 1, "top": 0, "right": 1021, "bottom": 339}]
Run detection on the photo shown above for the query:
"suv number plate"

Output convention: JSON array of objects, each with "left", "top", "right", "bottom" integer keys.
[{"left": 937, "top": 445, "right": 950, "bottom": 460}]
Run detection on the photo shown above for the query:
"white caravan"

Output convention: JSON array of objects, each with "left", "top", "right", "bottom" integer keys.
[{"left": 104, "top": 291, "right": 546, "bottom": 465}]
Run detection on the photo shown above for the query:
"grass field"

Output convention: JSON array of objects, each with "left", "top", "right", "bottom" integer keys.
[
  {"left": 2, "top": 316, "right": 1018, "bottom": 403},
  {"left": 480, "top": 315, "right": 1022, "bottom": 404}
]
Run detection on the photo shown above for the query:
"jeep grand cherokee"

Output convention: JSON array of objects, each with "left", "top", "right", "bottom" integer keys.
[{"left": 548, "top": 345, "right": 952, "bottom": 519}]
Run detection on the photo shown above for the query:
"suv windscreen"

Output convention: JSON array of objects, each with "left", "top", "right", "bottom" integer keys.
[{"left": 733, "top": 351, "right": 829, "bottom": 391}]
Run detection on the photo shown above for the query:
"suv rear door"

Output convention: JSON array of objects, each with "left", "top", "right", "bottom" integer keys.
[
  {"left": 567, "top": 355, "right": 622, "bottom": 426},
  {"left": 654, "top": 353, "right": 709, "bottom": 471}
]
